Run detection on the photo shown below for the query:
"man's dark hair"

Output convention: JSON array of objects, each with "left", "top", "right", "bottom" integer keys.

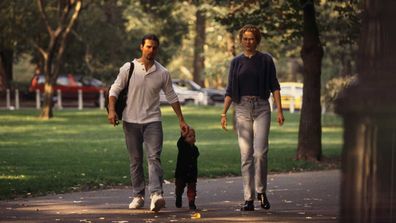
[{"left": 141, "top": 34, "right": 160, "bottom": 46}]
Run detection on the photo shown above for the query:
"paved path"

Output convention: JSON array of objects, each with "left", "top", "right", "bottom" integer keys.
[{"left": 0, "top": 170, "right": 340, "bottom": 223}]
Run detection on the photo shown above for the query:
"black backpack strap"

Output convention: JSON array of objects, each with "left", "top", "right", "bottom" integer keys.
[{"left": 124, "top": 61, "right": 134, "bottom": 90}]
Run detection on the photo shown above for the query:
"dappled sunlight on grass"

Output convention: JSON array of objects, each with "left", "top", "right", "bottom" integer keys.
[
  {"left": 0, "top": 108, "right": 343, "bottom": 199},
  {"left": 0, "top": 174, "right": 31, "bottom": 180},
  {"left": 322, "top": 127, "right": 343, "bottom": 133},
  {"left": 0, "top": 126, "right": 81, "bottom": 135},
  {"left": 322, "top": 139, "right": 343, "bottom": 145},
  {"left": 270, "top": 126, "right": 299, "bottom": 133},
  {"left": 269, "top": 139, "right": 298, "bottom": 145}
]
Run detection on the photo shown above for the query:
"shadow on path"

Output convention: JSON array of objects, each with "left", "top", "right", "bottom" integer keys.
[{"left": 0, "top": 170, "right": 339, "bottom": 223}]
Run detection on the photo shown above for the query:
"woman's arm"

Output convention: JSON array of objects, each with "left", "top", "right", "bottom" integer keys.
[{"left": 272, "top": 90, "right": 285, "bottom": 126}]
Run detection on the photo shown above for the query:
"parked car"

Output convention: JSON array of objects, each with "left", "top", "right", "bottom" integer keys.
[
  {"left": 29, "top": 73, "right": 106, "bottom": 106},
  {"left": 160, "top": 83, "right": 204, "bottom": 105},
  {"left": 172, "top": 79, "right": 225, "bottom": 105},
  {"left": 279, "top": 82, "right": 303, "bottom": 110}
]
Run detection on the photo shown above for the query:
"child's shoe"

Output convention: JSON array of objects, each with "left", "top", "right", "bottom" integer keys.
[{"left": 189, "top": 201, "right": 197, "bottom": 210}]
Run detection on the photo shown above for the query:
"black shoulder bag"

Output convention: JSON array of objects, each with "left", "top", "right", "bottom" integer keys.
[{"left": 105, "top": 62, "right": 134, "bottom": 125}]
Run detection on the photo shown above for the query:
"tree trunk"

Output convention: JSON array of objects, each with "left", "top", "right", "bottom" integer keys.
[
  {"left": 40, "top": 82, "right": 54, "bottom": 118},
  {"left": 335, "top": 0, "right": 396, "bottom": 222},
  {"left": 296, "top": 0, "right": 323, "bottom": 161},
  {"left": 287, "top": 58, "right": 301, "bottom": 82},
  {"left": 0, "top": 56, "right": 8, "bottom": 92},
  {"left": 0, "top": 49, "right": 13, "bottom": 91},
  {"left": 193, "top": 7, "right": 206, "bottom": 87},
  {"left": 226, "top": 31, "right": 236, "bottom": 57}
]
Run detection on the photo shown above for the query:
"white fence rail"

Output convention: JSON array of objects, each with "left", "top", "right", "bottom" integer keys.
[
  {"left": 1, "top": 89, "right": 105, "bottom": 110},
  {"left": 2, "top": 89, "right": 319, "bottom": 113}
]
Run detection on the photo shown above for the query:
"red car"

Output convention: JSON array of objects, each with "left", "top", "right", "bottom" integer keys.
[{"left": 29, "top": 73, "right": 106, "bottom": 106}]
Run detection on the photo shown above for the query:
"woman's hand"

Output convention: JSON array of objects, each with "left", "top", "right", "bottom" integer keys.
[
  {"left": 277, "top": 111, "right": 285, "bottom": 126},
  {"left": 221, "top": 114, "right": 228, "bottom": 131}
]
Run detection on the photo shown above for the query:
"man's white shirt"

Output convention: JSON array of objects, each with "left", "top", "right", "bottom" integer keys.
[{"left": 109, "top": 59, "right": 178, "bottom": 124}]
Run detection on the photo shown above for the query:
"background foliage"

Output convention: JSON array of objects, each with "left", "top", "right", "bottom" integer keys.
[{"left": 4, "top": 1, "right": 360, "bottom": 97}]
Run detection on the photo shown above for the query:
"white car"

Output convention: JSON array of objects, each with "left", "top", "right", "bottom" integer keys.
[
  {"left": 172, "top": 79, "right": 225, "bottom": 105},
  {"left": 159, "top": 84, "right": 205, "bottom": 105}
]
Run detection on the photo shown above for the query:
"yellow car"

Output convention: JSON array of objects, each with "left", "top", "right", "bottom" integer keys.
[{"left": 279, "top": 82, "right": 303, "bottom": 110}]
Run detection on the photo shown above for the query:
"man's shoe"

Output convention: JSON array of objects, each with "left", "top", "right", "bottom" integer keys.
[
  {"left": 128, "top": 196, "right": 144, "bottom": 209},
  {"left": 257, "top": 193, "right": 271, "bottom": 209},
  {"left": 175, "top": 195, "right": 182, "bottom": 208},
  {"left": 240, "top": 200, "right": 254, "bottom": 211},
  {"left": 150, "top": 193, "right": 166, "bottom": 212},
  {"left": 189, "top": 201, "right": 197, "bottom": 210}
]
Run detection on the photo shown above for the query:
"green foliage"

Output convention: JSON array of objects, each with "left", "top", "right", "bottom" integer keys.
[
  {"left": 0, "top": 107, "right": 342, "bottom": 199},
  {"left": 166, "top": 2, "right": 234, "bottom": 87},
  {"left": 322, "top": 74, "right": 357, "bottom": 112},
  {"left": 5, "top": 1, "right": 361, "bottom": 96},
  {"left": 0, "top": 1, "right": 40, "bottom": 59},
  {"left": 123, "top": 0, "right": 188, "bottom": 66},
  {"left": 3, "top": 1, "right": 188, "bottom": 85},
  {"left": 215, "top": 0, "right": 361, "bottom": 82},
  {"left": 64, "top": 1, "right": 132, "bottom": 82}
]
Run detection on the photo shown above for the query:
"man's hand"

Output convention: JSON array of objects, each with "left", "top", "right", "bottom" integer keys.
[
  {"left": 179, "top": 120, "right": 190, "bottom": 136},
  {"left": 107, "top": 96, "right": 119, "bottom": 126},
  {"left": 107, "top": 110, "right": 119, "bottom": 126}
]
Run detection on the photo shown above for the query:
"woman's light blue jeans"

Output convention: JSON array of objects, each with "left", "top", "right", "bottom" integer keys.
[
  {"left": 234, "top": 96, "right": 271, "bottom": 201},
  {"left": 123, "top": 121, "right": 164, "bottom": 197}
]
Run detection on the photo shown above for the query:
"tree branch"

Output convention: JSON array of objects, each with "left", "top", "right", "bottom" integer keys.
[
  {"left": 29, "top": 39, "right": 47, "bottom": 60},
  {"left": 64, "top": 0, "right": 82, "bottom": 37},
  {"left": 53, "top": 0, "right": 82, "bottom": 78},
  {"left": 36, "top": 0, "right": 53, "bottom": 36},
  {"left": 58, "top": 0, "right": 72, "bottom": 29}
]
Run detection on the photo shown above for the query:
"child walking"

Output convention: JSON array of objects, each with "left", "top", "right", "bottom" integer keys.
[{"left": 174, "top": 128, "right": 199, "bottom": 210}]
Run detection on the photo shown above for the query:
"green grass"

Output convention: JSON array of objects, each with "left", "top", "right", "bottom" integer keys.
[{"left": 0, "top": 106, "right": 343, "bottom": 200}]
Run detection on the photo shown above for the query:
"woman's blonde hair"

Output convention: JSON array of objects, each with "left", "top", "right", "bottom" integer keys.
[{"left": 238, "top": 24, "right": 262, "bottom": 44}]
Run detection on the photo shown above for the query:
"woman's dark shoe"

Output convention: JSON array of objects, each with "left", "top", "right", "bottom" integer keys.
[
  {"left": 175, "top": 195, "right": 182, "bottom": 208},
  {"left": 257, "top": 193, "right": 271, "bottom": 209},
  {"left": 240, "top": 200, "right": 254, "bottom": 211}
]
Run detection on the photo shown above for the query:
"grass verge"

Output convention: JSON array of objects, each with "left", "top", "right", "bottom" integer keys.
[{"left": 0, "top": 106, "right": 342, "bottom": 200}]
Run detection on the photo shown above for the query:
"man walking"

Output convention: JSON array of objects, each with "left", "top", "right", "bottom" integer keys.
[{"left": 107, "top": 34, "right": 189, "bottom": 212}]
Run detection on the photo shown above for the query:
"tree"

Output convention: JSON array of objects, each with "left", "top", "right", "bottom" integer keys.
[
  {"left": 193, "top": 1, "right": 206, "bottom": 87},
  {"left": 32, "top": 0, "right": 82, "bottom": 119},
  {"left": 136, "top": 0, "right": 188, "bottom": 66},
  {"left": 0, "top": 1, "right": 16, "bottom": 91},
  {"left": 0, "top": 1, "right": 36, "bottom": 91},
  {"left": 296, "top": 0, "right": 323, "bottom": 161},
  {"left": 335, "top": 0, "right": 396, "bottom": 221},
  {"left": 66, "top": 1, "right": 131, "bottom": 82}
]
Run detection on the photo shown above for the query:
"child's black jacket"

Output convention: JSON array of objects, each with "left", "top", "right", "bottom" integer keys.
[{"left": 174, "top": 136, "right": 200, "bottom": 182}]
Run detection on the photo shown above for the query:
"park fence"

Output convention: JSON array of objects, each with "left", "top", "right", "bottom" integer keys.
[
  {"left": 1, "top": 88, "right": 322, "bottom": 114},
  {"left": 1, "top": 89, "right": 105, "bottom": 110}
]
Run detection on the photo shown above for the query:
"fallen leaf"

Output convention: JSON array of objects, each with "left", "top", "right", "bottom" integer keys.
[{"left": 191, "top": 212, "right": 201, "bottom": 219}]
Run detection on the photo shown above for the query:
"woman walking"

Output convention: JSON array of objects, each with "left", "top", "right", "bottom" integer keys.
[{"left": 221, "top": 24, "right": 285, "bottom": 211}]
